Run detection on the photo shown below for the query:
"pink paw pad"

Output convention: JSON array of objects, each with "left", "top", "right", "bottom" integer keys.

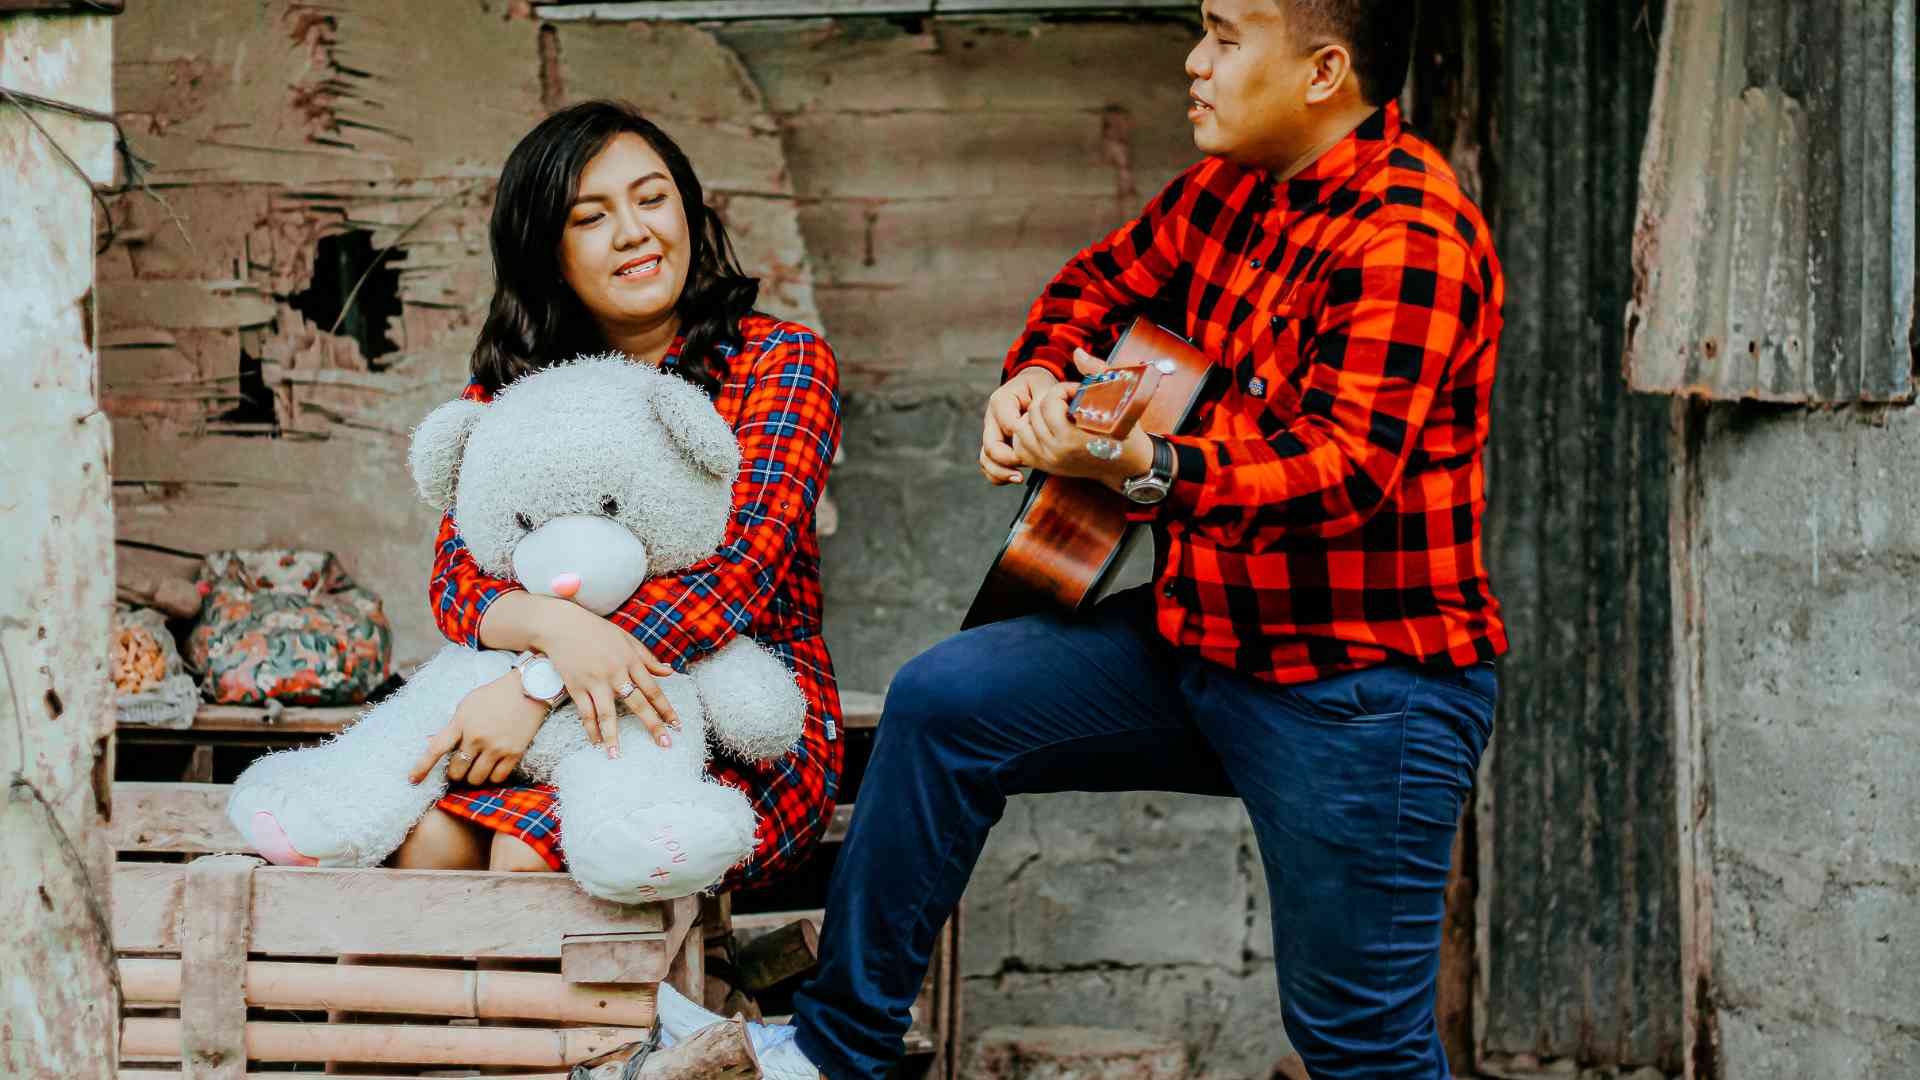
[{"left": 250, "top": 811, "right": 319, "bottom": 867}]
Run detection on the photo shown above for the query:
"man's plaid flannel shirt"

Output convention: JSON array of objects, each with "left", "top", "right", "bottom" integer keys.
[{"left": 1007, "top": 102, "right": 1509, "bottom": 684}]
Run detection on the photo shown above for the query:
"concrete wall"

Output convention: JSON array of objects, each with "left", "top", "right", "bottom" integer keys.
[
  {"left": 1683, "top": 402, "right": 1920, "bottom": 1077},
  {"left": 0, "top": 11, "right": 121, "bottom": 1075}
]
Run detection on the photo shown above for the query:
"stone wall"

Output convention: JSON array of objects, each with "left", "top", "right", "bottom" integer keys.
[{"left": 1683, "top": 402, "right": 1920, "bottom": 1077}]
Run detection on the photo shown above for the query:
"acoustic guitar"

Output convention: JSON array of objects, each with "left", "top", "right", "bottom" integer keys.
[{"left": 962, "top": 317, "right": 1217, "bottom": 630}]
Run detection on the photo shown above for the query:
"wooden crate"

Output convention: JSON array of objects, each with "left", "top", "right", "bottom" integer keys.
[{"left": 112, "top": 690, "right": 962, "bottom": 1077}]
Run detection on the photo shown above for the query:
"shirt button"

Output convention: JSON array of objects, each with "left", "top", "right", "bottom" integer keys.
[
  {"left": 1250, "top": 258, "right": 1263, "bottom": 269},
  {"left": 1163, "top": 582, "right": 1177, "bottom": 599},
  {"left": 1270, "top": 315, "right": 1284, "bottom": 330}
]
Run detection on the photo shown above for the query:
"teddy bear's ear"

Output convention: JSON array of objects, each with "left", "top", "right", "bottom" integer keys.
[
  {"left": 409, "top": 399, "right": 487, "bottom": 509},
  {"left": 649, "top": 372, "right": 740, "bottom": 478}
]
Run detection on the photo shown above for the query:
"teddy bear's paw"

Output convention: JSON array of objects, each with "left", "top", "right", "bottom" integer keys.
[
  {"left": 226, "top": 788, "right": 359, "bottom": 866},
  {"left": 247, "top": 811, "right": 321, "bottom": 867},
  {"left": 561, "top": 787, "right": 757, "bottom": 903},
  {"left": 690, "top": 638, "right": 808, "bottom": 762}
]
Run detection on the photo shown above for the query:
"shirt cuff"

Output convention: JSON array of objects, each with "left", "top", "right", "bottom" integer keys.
[
  {"left": 1162, "top": 436, "right": 1212, "bottom": 517},
  {"left": 1006, "top": 350, "right": 1071, "bottom": 385},
  {"left": 466, "top": 581, "right": 526, "bottom": 649}
]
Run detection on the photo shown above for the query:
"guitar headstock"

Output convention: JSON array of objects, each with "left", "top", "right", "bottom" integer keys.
[{"left": 1068, "top": 360, "right": 1165, "bottom": 438}]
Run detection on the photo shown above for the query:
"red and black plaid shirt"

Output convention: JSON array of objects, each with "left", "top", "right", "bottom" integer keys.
[
  {"left": 1008, "top": 102, "right": 1508, "bottom": 684},
  {"left": 429, "top": 313, "right": 844, "bottom": 891}
]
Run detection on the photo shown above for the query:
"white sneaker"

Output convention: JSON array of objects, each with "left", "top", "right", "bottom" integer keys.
[{"left": 652, "top": 982, "right": 824, "bottom": 1079}]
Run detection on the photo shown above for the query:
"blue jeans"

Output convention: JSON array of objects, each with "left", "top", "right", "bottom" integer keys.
[{"left": 791, "top": 586, "right": 1495, "bottom": 1079}]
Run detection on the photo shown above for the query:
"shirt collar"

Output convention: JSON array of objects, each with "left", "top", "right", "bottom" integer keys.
[{"left": 1278, "top": 100, "right": 1402, "bottom": 213}]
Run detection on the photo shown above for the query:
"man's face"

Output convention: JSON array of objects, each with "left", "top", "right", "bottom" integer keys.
[{"left": 1185, "top": 0, "right": 1318, "bottom": 166}]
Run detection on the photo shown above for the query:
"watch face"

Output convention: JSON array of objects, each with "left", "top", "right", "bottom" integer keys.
[
  {"left": 1125, "top": 479, "right": 1170, "bottom": 505},
  {"left": 520, "top": 659, "right": 565, "bottom": 701}
]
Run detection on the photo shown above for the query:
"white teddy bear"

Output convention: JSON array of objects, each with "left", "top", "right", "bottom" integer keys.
[{"left": 225, "top": 356, "right": 808, "bottom": 902}]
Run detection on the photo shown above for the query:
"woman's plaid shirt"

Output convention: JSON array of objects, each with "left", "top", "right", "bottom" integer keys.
[
  {"left": 1007, "top": 103, "right": 1508, "bottom": 684},
  {"left": 428, "top": 314, "right": 844, "bottom": 890}
]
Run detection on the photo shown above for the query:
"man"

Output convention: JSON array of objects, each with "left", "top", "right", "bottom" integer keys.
[{"left": 659, "top": 1, "right": 1505, "bottom": 1076}]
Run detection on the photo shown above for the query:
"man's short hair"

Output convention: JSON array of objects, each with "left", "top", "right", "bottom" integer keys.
[{"left": 1281, "top": 0, "right": 1419, "bottom": 107}]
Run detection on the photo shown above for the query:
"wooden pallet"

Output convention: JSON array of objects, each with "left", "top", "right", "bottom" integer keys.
[{"left": 113, "top": 687, "right": 962, "bottom": 1077}]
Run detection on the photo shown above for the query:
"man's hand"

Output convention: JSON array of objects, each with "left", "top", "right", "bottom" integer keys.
[
  {"left": 980, "top": 366, "right": 1061, "bottom": 485},
  {"left": 1005, "top": 348, "right": 1154, "bottom": 490},
  {"left": 409, "top": 671, "right": 550, "bottom": 786}
]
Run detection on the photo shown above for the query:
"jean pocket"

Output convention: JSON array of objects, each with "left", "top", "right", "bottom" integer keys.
[{"left": 1280, "top": 665, "right": 1418, "bottom": 725}]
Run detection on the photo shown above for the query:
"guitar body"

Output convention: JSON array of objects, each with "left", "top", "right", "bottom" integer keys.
[{"left": 962, "top": 318, "right": 1216, "bottom": 631}]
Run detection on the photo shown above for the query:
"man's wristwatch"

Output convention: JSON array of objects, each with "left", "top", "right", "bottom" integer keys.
[
  {"left": 1121, "top": 435, "right": 1176, "bottom": 505},
  {"left": 514, "top": 650, "right": 568, "bottom": 708}
]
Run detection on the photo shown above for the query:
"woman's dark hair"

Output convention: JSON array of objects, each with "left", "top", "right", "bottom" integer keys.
[{"left": 470, "top": 101, "right": 758, "bottom": 397}]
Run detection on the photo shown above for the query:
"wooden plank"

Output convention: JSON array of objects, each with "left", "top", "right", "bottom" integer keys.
[
  {"left": 120, "top": 1017, "right": 650, "bottom": 1067},
  {"left": 838, "top": 690, "right": 882, "bottom": 729},
  {"left": 110, "top": 782, "right": 240, "bottom": 854},
  {"left": 561, "top": 932, "right": 670, "bottom": 985},
  {"left": 179, "top": 855, "right": 260, "bottom": 1079},
  {"left": 120, "top": 958, "right": 655, "bottom": 1026},
  {"left": 733, "top": 918, "right": 818, "bottom": 992},
  {"left": 114, "top": 863, "right": 666, "bottom": 958},
  {"left": 824, "top": 802, "right": 854, "bottom": 844},
  {"left": 536, "top": 0, "right": 1186, "bottom": 19},
  {"left": 730, "top": 908, "right": 823, "bottom": 936},
  {"left": 188, "top": 704, "right": 363, "bottom": 734}
]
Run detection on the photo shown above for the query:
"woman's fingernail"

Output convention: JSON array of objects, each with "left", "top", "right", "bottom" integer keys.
[
  {"left": 657, "top": 733, "right": 672, "bottom": 747},
  {"left": 608, "top": 746, "right": 621, "bottom": 759}
]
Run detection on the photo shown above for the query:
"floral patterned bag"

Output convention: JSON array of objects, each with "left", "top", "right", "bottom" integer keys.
[{"left": 187, "top": 550, "right": 392, "bottom": 706}]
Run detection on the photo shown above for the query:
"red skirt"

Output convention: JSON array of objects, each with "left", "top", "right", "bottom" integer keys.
[{"left": 434, "top": 635, "right": 842, "bottom": 891}]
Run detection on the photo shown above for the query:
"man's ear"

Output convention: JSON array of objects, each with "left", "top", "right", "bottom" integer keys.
[
  {"left": 648, "top": 372, "right": 740, "bottom": 479},
  {"left": 1304, "top": 43, "right": 1355, "bottom": 105},
  {"left": 409, "top": 399, "right": 487, "bottom": 509}
]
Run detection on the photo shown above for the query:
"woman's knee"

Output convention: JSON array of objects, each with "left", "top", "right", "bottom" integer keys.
[
  {"left": 488, "top": 832, "right": 553, "bottom": 873},
  {"left": 388, "top": 808, "right": 488, "bottom": 870}
]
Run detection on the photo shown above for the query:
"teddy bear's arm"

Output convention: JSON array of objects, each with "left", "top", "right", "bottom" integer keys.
[{"left": 685, "top": 637, "right": 808, "bottom": 763}]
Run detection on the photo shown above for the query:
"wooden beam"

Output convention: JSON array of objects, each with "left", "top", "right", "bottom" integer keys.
[
  {"left": 120, "top": 1018, "right": 651, "bottom": 1067},
  {"left": 534, "top": 0, "right": 1188, "bottom": 21},
  {"left": 120, "top": 958, "right": 656, "bottom": 1026},
  {"left": 733, "top": 918, "right": 819, "bottom": 992},
  {"left": 109, "top": 782, "right": 238, "bottom": 853},
  {"left": 0, "top": 1, "right": 125, "bottom": 12},
  {"left": 187, "top": 704, "right": 362, "bottom": 734},
  {"left": 179, "top": 855, "right": 259, "bottom": 1079},
  {"left": 114, "top": 863, "right": 666, "bottom": 958}
]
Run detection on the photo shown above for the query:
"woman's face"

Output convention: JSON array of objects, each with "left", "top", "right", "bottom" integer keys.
[{"left": 558, "top": 132, "right": 692, "bottom": 341}]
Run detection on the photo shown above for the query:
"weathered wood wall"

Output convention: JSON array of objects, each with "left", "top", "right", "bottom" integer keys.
[
  {"left": 0, "top": 10, "right": 121, "bottom": 1076},
  {"left": 1481, "top": 0, "right": 1684, "bottom": 1071},
  {"left": 103, "top": 0, "right": 817, "bottom": 668}
]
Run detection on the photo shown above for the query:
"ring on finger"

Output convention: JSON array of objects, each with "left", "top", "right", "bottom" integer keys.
[
  {"left": 453, "top": 750, "right": 474, "bottom": 762},
  {"left": 616, "top": 680, "right": 638, "bottom": 699}
]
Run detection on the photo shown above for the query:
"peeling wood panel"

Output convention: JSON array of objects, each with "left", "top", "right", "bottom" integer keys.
[
  {"left": 0, "top": 12, "right": 121, "bottom": 1078},
  {"left": 101, "top": 2, "right": 821, "bottom": 667},
  {"left": 1626, "top": 0, "right": 1917, "bottom": 401},
  {"left": 725, "top": 17, "right": 1197, "bottom": 383},
  {"left": 1482, "top": 0, "right": 1683, "bottom": 1069}
]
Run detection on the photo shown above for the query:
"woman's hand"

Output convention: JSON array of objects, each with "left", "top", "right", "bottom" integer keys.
[
  {"left": 409, "top": 671, "right": 551, "bottom": 786},
  {"left": 528, "top": 599, "right": 680, "bottom": 757}
]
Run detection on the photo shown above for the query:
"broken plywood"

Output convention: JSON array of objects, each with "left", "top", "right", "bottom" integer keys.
[{"left": 102, "top": 1, "right": 820, "bottom": 666}]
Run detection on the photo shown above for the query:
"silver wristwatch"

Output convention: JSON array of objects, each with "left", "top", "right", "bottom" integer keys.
[
  {"left": 513, "top": 650, "right": 568, "bottom": 708},
  {"left": 1121, "top": 435, "right": 1175, "bottom": 505}
]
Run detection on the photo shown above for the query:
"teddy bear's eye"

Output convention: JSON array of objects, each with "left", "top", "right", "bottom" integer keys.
[
  {"left": 514, "top": 512, "right": 533, "bottom": 531},
  {"left": 601, "top": 496, "right": 620, "bottom": 516}
]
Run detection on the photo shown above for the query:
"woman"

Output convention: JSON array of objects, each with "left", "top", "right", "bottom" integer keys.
[{"left": 392, "top": 100, "right": 843, "bottom": 895}]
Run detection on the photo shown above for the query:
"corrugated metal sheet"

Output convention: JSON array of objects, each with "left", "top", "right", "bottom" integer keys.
[
  {"left": 1482, "top": 0, "right": 1683, "bottom": 1069},
  {"left": 1625, "top": 0, "right": 1916, "bottom": 401}
]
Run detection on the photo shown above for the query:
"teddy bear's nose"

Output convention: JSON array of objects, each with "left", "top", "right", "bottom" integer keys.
[{"left": 550, "top": 573, "right": 582, "bottom": 599}]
